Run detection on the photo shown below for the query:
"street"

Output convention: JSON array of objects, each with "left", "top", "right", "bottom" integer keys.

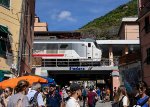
[{"left": 79, "top": 101, "right": 112, "bottom": 107}]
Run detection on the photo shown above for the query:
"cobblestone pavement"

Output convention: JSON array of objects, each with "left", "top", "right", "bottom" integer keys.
[{"left": 79, "top": 101, "right": 112, "bottom": 107}]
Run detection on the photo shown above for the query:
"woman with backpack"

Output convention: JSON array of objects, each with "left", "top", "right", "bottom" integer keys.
[
  {"left": 113, "top": 86, "right": 129, "bottom": 107},
  {"left": 7, "top": 80, "right": 30, "bottom": 107}
]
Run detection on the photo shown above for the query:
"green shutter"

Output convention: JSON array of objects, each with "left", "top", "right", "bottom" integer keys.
[
  {"left": 0, "top": 25, "right": 11, "bottom": 35},
  {"left": 0, "top": 41, "right": 6, "bottom": 55},
  {"left": 0, "top": 0, "right": 10, "bottom": 8}
]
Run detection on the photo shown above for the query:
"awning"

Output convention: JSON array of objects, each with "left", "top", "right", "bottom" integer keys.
[
  {"left": 0, "top": 70, "right": 11, "bottom": 74},
  {"left": 0, "top": 25, "right": 11, "bottom": 35},
  {"left": 0, "top": 70, "right": 13, "bottom": 81},
  {"left": 112, "top": 71, "right": 119, "bottom": 77}
]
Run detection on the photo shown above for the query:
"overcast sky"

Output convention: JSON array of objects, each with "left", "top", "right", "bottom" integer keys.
[{"left": 36, "top": 0, "right": 130, "bottom": 31}]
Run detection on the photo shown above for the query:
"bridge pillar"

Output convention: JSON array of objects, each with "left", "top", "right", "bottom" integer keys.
[
  {"left": 109, "top": 45, "right": 114, "bottom": 66},
  {"left": 112, "top": 70, "right": 120, "bottom": 96}
]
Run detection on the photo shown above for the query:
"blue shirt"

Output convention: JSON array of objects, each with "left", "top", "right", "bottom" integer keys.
[
  {"left": 96, "top": 89, "right": 101, "bottom": 96},
  {"left": 137, "top": 95, "right": 149, "bottom": 107},
  {"left": 46, "top": 92, "right": 62, "bottom": 107}
]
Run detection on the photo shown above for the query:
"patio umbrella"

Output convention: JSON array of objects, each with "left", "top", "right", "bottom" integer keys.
[
  {"left": 0, "top": 75, "right": 48, "bottom": 89},
  {"left": 41, "top": 77, "right": 56, "bottom": 87}
]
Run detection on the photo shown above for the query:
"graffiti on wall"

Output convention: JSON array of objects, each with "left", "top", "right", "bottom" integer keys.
[{"left": 121, "top": 67, "right": 141, "bottom": 93}]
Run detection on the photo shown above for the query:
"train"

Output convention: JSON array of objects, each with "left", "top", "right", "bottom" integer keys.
[{"left": 33, "top": 38, "right": 102, "bottom": 66}]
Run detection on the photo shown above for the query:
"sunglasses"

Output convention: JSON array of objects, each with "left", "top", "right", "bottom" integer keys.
[{"left": 4, "top": 90, "right": 9, "bottom": 93}]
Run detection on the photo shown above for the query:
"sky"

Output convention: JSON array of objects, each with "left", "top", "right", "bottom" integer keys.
[{"left": 36, "top": 0, "right": 130, "bottom": 31}]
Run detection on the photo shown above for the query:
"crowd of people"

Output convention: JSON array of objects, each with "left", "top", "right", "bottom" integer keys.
[
  {"left": 112, "top": 81, "right": 150, "bottom": 107},
  {"left": 0, "top": 80, "right": 150, "bottom": 107},
  {"left": 0, "top": 79, "right": 99, "bottom": 107}
]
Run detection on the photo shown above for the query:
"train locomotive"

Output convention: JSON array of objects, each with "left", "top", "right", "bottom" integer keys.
[{"left": 33, "top": 38, "right": 102, "bottom": 66}]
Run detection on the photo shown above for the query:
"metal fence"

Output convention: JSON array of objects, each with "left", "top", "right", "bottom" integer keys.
[{"left": 40, "top": 58, "right": 119, "bottom": 67}]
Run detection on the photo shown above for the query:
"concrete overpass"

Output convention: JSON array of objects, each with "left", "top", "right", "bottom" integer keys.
[{"left": 33, "top": 39, "right": 140, "bottom": 92}]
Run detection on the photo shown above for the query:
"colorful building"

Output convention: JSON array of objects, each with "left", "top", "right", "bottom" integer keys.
[
  {"left": 0, "top": 0, "right": 35, "bottom": 77},
  {"left": 138, "top": 0, "right": 150, "bottom": 86},
  {"left": 118, "top": 17, "right": 141, "bottom": 91}
]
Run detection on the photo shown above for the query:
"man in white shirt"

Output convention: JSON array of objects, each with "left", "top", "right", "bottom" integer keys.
[
  {"left": 66, "top": 83, "right": 82, "bottom": 107},
  {"left": 27, "top": 82, "right": 45, "bottom": 107}
]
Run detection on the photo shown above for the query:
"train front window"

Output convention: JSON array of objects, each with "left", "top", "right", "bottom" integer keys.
[
  {"left": 60, "top": 44, "right": 68, "bottom": 49},
  {"left": 94, "top": 42, "right": 100, "bottom": 48},
  {"left": 88, "top": 43, "right": 91, "bottom": 47}
]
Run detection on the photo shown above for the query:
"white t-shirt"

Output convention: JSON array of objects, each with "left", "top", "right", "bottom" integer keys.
[
  {"left": 122, "top": 96, "right": 129, "bottom": 106},
  {"left": 66, "top": 97, "right": 80, "bottom": 107},
  {"left": 27, "top": 90, "right": 45, "bottom": 106}
]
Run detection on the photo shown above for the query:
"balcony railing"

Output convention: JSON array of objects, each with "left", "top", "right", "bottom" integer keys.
[
  {"left": 119, "top": 53, "right": 141, "bottom": 65},
  {"left": 32, "top": 58, "right": 119, "bottom": 67}
]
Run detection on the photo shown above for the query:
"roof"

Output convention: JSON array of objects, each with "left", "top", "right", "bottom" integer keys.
[
  {"left": 34, "top": 38, "right": 95, "bottom": 43},
  {"left": 96, "top": 40, "right": 139, "bottom": 45},
  {"left": 122, "top": 17, "right": 138, "bottom": 22},
  {"left": 118, "top": 17, "right": 138, "bottom": 36}
]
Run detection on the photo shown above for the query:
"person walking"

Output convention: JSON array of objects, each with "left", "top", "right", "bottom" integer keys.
[
  {"left": 7, "top": 80, "right": 30, "bottom": 107},
  {"left": 27, "top": 82, "right": 45, "bottom": 107},
  {"left": 113, "top": 85, "right": 130, "bottom": 107},
  {"left": 82, "top": 87, "right": 87, "bottom": 107},
  {"left": 87, "top": 86, "right": 98, "bottom": 107},
  {"left": 46, "top": 83, "right": 62, "bottom": 107},
  {"left": 134, "top": 81, "right": 150, "bottom": 107},
  {"left": 66, "top": 83, "right": 82, "bottom": 107},
  {"left": 42, "top": 86, "right": 49, "bottom": 105},
  {"left": 96, "top": 87, "right": 101, "bottom": 102}
]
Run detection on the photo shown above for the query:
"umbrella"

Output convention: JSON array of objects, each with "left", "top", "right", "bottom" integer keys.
[
  {"left": 41, "top": 77, "right": 56, "bottom": 87},
  {"left": 0, "top": 75, "right": 48, "bottom": 89}
]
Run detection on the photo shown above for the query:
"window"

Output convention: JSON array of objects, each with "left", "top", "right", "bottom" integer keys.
[
  {"left": 145, "top": 16, "right": 150, "bottom": 33},
  {"left": 60, "top": 44, "right": 68, "bottom": 49},
  {"left": 88, "top": 43, "right": 91, "bottom": 47},
  {"left": 146, "top": 48, "right": 150, "bottom": 64},
  {"left": 0, "top": 0, "right": 10, "bottom": 8},
  {"left": 0, "top": 25, "right": 11, "bottom": 57},
  {"left": 0, "top": 39, "right": 6, "bottom": 54}
]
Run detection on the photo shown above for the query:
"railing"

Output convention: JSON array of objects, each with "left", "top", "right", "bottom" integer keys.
[
  {"left": 119, "top": 53, "right": 141, "bottom": 65},
  {"left": 32, "top": 58, "right": 119, "bottom": 67}
]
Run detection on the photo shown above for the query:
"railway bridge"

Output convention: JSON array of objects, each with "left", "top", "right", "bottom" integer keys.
[{"left": 32, "top": 39, "right": 139, "bottom": 97}]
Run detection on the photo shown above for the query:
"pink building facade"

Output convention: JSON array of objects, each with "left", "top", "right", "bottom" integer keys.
[
  {"left": 119, "top": 18, "right": 139, "bottom": 40},
  {"left": 34, "top": 16, "right": 48, "bottom": 31},
  {"left": 138, "top": 0, "right": 150, "bottom": 86},
  {"left": 118, "top": 17, "right": 141, "bottom": 95}
]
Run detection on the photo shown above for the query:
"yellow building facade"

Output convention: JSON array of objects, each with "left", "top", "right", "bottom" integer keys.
[
  {"left": 0, "top": 0, "right": 35, "bottom": 77},
  {"left": 0, "top": 0, "right": 22, "bottom": 72}
]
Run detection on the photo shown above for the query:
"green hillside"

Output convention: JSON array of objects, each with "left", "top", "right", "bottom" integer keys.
[{"left": 78, "top": 0, "right": 138, "bottom": 39}]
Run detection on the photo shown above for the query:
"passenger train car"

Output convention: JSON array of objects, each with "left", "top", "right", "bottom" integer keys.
[{"left": 33, "top": 38, "right": 102, "bottom": 66}]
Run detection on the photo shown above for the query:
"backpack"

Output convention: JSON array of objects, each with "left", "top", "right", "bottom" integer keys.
[
  {"left": 112, "top": 96, "right": 125, "bottom": 107},
  {"left": 82, "top": 89, "right": 87, "bottom": 97},
  {"left": 133, "top": 96, "right": 149, "bottom": 107},
  {"left": 29, "top": 92, "right": 39, "bottom": 107}
]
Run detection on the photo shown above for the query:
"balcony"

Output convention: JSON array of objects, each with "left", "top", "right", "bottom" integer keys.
[{"left": 119, "top": 53, "right": 141, "bottom": 65}]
